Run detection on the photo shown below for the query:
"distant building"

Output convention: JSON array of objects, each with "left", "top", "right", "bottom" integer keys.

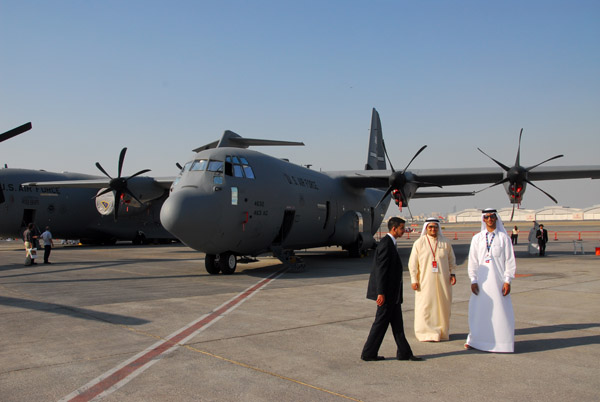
[
  {"left": 447, "top": 205, "right": 598, "bottom": 222},
  {"left": 583, "top": 205, "right": 600, "bottom": 220}
]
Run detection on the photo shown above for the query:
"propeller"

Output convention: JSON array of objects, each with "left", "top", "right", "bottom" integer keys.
[
  {"left": 375, "top": 142, "right": 441, "bottom": 210},
  {"left": 0, "top": 122, "right": 32, "bottom": 143},
  {"left": 0, "top": 123, "right": 33, "bottom": 204},
  {"left": 477, "top": 128, "right": 563, "bottom": 220},
  {"left": 93, "top": 147, "right": 151, "bottom": 220}
]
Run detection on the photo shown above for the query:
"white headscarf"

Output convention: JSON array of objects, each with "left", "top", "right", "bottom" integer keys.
[
  {"left": 421, "top": 218, "right": 446, "bottom": 239},
  {"left": 480, "top": 208, "right": 508, "bottom": 235}
]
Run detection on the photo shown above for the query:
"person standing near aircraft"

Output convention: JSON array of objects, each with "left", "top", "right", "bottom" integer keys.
[
  {"left": 408, "top": 218, "right": 457, "bottom": 342},
  {"left": 361, "top": 217, "right": 422, "bottom": 362},
  {"left": 40, "top": 226, "right": 54, "bottom": 264},
  {"left": 23, "top": 223, "right": 38, "bottom": 265},
  {"left": 527, "top": 221, "right": 540, "bottom": 256},
  {"left": 466, "top": 208, "right": 516, "bottom": 353},
  {"left": 536, "top": 224, "right": 549, "bottom": 256},
  {"left": 511, "top": 226, "right": 519, "bottom": 245}
]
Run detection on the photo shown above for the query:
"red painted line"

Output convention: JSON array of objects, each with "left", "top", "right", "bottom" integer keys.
[{"left": 64, "top": 268, "right": 287, "bottom": 402}]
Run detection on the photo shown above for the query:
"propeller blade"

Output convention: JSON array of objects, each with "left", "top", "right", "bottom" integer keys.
[
  {"left": 381, "top": 138, "right": 395, "bottom": 172},
  {"left": 92, "top": 187, "right": 114, "bottom": 199},
  {"left": 125, "top": 169, "right": 151, "bottom": 181},
  {"left": 123, "top": 188, "right": 144, "bottom": 206},
  {"left": 510, "top": 204, "right": 516, "bottom": 221},
  {"left": 474, "top": 178, "right": 509, "bottom": 194},
  {"left": 515, "top": 128, "right": 523, "bottom": 166},
  {"left": 525, "top": 154, "right": 564, "bottom": 172},
  {"left": 117, "top": 148, "right": 127, "bottom": 178},
  {"left": 524, "top": 179, "right": 558, "bottom": 203},
  {"left": 0, "top": 122, "right": 32, "bottom": 143},
  {"left": 113, "top": 191, "right": 122, "bottom": 221},
  {"left": 477, "top": 148, "right": 511, "bottom": 171},
  {"left": 402, "top": 145, "right": 427, "bottom": 174},
  {"left": 375, "top": 186, "right": 394, "bottom": 210},
  {"left": 95, "top": 162, "right": 113, "bottom": 179}
]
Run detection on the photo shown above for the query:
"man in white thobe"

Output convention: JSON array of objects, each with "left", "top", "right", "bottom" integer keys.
[
  {"left": 408, "top": 218, "right": 457, "bottom": 341},
  {"left": 466, "top": 208, "right": 516, "bottom": 353}
]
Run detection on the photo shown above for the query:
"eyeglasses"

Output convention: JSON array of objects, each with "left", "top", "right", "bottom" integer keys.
[{"left": 483, "top": 215, "right": 497, "bottom": 220}]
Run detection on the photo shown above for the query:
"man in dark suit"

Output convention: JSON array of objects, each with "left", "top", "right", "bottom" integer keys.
[
  {"left": 361, "top": 217, "right": 422, "bottom": 362},
  {"left": 536, "top": 224, "right": 549, "bottom": 256}
]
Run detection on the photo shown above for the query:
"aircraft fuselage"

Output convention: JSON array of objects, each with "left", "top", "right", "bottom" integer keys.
[
  {"left": 160, "top": 148, "right": 387, "bottom": 256},
  {"left": 0, "top": 168, "right": 171, "bottom": 242}
]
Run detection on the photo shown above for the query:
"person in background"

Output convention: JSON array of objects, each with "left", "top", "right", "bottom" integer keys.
[
  {"left": 40, "top": 226, "right": 54, "bottom": 264},
  {"left": 511, "top": 225, "right": 519, "bottom": 245},
  {"left": 536, "top": 224, "right": 549, "bottom": 256}
]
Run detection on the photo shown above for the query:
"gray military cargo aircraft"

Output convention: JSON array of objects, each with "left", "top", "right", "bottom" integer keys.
[
  {"left": 1, "top": 125, "right": 175, "bottom": 244},
  {"left": 24, "top": 108, "right": 600, "bottom": 274}
]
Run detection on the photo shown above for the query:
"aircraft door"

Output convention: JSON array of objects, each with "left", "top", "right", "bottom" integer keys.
[
  {"left": 21, "top": 209, "right": 36, "bottom": 228},
  {"left": 272, "top": 208, "right": 295, "bottom": 245}
]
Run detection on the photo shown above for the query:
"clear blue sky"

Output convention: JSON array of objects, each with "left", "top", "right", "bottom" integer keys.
[{"left": 1, "top": 0, "right": 599, "bottom": 215}]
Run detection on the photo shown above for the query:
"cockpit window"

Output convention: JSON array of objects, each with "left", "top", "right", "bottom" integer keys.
[
  {"left": 233, "top": 165, "right": 244, "bottom": 177},
  {"left": 224, "top": 155, "right": 256, "bottom": 179},
  {"left": 207, "top": 160, "right": 223, "bottom": 172},
  {"left": 182, "top": 161, "right": 193, "bottom": 172},
  {"left": 190, "top": 159, "right": 208, "bottom": 171},
  {"left": 243, "top": 165, "right": 255, "bottom": 179}
]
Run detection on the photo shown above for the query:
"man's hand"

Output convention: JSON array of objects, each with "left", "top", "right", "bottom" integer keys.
[
  {"left": 376, "top": 294, "right": 385, "bottom": 306},
  {"left": 471, "top": 283, "right": 479, "bottom": 295},
  {"left": 411, "top": 283, "right": 420, "bottom": 291},
  {"left": 502, "top": 282, "right": 511, "bottom": 296},
  {"left": 450, "top": 275, "right": 456, "bottom": 286}
]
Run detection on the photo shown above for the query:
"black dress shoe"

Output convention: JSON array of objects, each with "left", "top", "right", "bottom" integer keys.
[
  {"left": 398, "top": 355, "right": 423, "bottom": 361},
  {"left": 361, "top": 355, "right": 385, "bottom": 361}
]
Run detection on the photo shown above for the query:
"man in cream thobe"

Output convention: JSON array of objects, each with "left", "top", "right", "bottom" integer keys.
[
  {"left": 408, "top": 219, "right": 457, "bottom": 341},
  {"left": 466, "top": 208, "right": 516, "bottom": 353}
]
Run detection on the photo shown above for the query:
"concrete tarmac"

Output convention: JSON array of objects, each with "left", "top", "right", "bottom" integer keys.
[{"left": 1, "top": 227, "right": 599, "bottom": 401}]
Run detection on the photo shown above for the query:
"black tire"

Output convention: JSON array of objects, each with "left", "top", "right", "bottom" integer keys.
[
  {"left": 205, "top": 254, "right": 220, "bottom": 275},
  {"left": 218, "top": 252, "right": 237, "bottom": 275}
]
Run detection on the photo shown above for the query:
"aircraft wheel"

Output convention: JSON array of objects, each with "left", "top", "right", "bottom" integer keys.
[
  {"left": 218, "top": 252, "right": 237, "bottom": 275},
  {"left": 205, "top": 254, "right": 220, "bottom": 275}
]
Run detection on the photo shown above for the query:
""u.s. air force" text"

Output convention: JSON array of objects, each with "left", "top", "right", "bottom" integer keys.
[{"left": 283, "top": 174, "right": 319, "bottom": 190}]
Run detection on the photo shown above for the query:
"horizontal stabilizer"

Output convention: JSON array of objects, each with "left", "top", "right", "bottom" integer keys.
[{"left": 193, "top": 130, "right": 304, "bottom": 152}]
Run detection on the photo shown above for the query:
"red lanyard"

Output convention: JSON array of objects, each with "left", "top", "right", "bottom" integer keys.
[{"left": 426, "top": 235, "right": 438, "bottom": 263}]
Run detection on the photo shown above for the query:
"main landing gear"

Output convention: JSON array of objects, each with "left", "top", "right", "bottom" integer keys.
[{"left": 205, "top": 252, "right": 237, "bottom": 275}]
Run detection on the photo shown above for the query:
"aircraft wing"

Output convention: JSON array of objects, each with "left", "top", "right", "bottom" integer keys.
[
  {"left": 327, "top": 165, "right": 600, "bottom": 188},
  {"left": 23, "top": 176, "right": 174, "bottom": 189}
]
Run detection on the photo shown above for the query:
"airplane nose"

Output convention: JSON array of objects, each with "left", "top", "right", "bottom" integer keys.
[{"left": 160, "top": 189, "right": 222, "bottom": 243}]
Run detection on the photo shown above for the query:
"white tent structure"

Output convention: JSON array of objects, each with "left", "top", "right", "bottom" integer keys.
[
  {"left": 448, "top": 209, "right": 481, "bottom": 223},
  {"left": 534, "top": 206, "right": 583, "bottom": 221},
  {"left": 497, "top": 207, "right": 536, "bottom": 222},
  {"left": 583, "top": 205, "right": 600, "bottom": 220}
]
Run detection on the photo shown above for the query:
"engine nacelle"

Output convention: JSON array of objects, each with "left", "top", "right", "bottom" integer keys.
[{"left": 95, "top": 189, "right": 147, "bottom": 216}]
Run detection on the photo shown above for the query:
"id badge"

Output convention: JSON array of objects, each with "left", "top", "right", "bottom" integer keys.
[
  {"left": 432, "top": 261, "right": 439, "bottom": 273},
  {"left": 484, "top": 253, "right": 491, "bottom": 264}
]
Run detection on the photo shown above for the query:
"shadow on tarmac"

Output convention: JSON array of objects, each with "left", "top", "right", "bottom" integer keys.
[{"left": 0, "top": 295, "right": 150, "bottom": 325}]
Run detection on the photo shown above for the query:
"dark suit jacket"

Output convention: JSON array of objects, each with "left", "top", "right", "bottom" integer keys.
[
  {"left": 536, "top": 229, "right": 548, "bottom": 244},
  {"left": 366, "top": 234, "right": 403, "bottom": 305}
]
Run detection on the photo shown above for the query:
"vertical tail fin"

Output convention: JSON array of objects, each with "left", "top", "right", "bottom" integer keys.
[{"left": 364, "top": 108, "right": 387, "bottom": 170}]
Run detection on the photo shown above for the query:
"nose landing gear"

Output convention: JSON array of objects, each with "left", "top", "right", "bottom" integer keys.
[{"left": 205, "top": 252, "right": 237, "bottom": 275}]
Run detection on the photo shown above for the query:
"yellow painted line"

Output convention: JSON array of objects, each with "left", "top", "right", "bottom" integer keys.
[{"left": 184, "top": 344, "right": 364, "bottom": 402}]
